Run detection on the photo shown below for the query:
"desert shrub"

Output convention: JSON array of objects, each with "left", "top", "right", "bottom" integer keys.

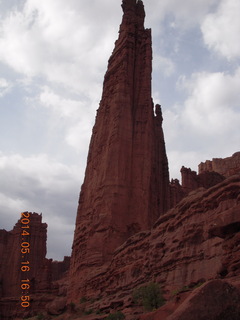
[
  {"left": 106, "top": 311, "right": 125, "bottom": 320},
  {"left": 133, "top": 282, "right": 165, "bottom": 311}
]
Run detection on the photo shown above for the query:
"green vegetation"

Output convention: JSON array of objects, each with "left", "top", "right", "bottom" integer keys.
[
  {"left": 132, "top": 282, "right": 165, "bottom": 311},
  {"left": 36, "top": 314, "right": 44, "bottom": 320},
  {"left": 105, "top": 311, "right": 126, "bottom": 320}
]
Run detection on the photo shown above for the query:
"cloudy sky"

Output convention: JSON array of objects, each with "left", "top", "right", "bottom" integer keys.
[{"left": 0, "top": 0, "right": 239, "bottom": 260}]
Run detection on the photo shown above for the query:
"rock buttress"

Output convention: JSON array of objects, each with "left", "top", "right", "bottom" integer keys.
[{"left": 69, "top": 0, "right": 170, "bottom": 300}]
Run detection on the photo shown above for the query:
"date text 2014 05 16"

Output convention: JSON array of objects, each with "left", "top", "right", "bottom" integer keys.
[{"left": 20, "top": 211, "right": 31, "bottom": 308}]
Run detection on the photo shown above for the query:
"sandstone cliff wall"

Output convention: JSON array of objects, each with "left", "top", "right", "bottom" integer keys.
[
  {"left": 69, "top": 0, "right": 170, "bottom": 301},
  {"left": 79, "top": 174, "right": 240, "bottom": 315}
]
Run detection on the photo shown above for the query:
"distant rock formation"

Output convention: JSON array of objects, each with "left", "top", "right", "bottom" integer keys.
[
  {"left": 180, "top": 166, "right": 225, "bottom": 194},
  {"left": 0, "top": 212, "right": 70, "bottom": 319},
  {"left": 199, "top": 152, "right": 240, "bottom": 177},
  {"left": 69, "top": 0, "right": 170, "bottom": 301},
  {"left": 178, "top": 152, "right": 240, "bottom": 196},
  {"left": 0, "top": 213, "right": 48, "bottom": 298}
]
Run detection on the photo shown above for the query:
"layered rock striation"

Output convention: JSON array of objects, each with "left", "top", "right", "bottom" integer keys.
[
  {"left": 69, "top": 0, "right": 170, "bottom": 300},
  {"left": 77, "top": 174, "right": 240, "bottom": 317}
]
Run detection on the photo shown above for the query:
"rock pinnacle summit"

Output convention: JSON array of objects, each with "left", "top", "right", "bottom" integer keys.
[{"left": 68, "top": 0, "right": 170, "bottom": 300}]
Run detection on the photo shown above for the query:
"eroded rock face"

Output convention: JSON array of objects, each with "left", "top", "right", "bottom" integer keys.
[
  {"left": 180, "top": 166, "right": 225, "bottom": 194},
  {"left": 78, "top": 175, "right": 240, "bottom": 313},
  {"left": 69, "top": 0, "right": 170, "bottom": 301},
  {"left": 199, "top": 152, "right": 240, "bottom": 178}
]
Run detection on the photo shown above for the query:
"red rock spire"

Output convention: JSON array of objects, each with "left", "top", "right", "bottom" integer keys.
[{"left": 68, "top": 0, "right": 170, "bottom": 300}]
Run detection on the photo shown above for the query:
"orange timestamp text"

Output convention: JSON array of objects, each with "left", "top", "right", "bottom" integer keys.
[{"left": 20, "top": 211, "right": 31, "bottom": 308}]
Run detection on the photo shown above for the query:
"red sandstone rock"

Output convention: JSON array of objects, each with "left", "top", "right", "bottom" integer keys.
[
  {"left": 74, "top": 174, "right": 240, "bottom": 316},
  {"left": 175, "top": 152, "right": 240, "bottom": 199},
  {"left": 140, "top": 280, "right": 240, "bottom": 320},
  {"left": 167, "top": 280, "right": 240, "bottom": 320},
  {"left": 0, "top": 212, "right": 50, "bottom": 318},
  {"left": 180, "top": 165, "right": 225, "bottom": 194},
  {"left": 169, "top": 179, "right": 185, "bottom": 207},
  {"left": 68, "top": 1, "right": 240, "bottom": 316},
  {"left": 69, "top": 0, "right": 170, "bottom": 301},
  {"left": 169, "top": 153, "right": 239, "bottom": 205},
  {"left": 0, "top": 212, "right": 70, "bottom": 319},
  {"left": 1, "top": 2, "right": 238, "bottom": 319},
  {"left": 51, "top": 256, "right": 71, "bottom": 282},
  {"left": 199, "top": 151, "right": 240, "bottom": 177},
  {"left": 0, "top": 213, "right": 48, "bottom": 298},
  {"left": 46, "top": 297, "right": 67, "bottom": 315}
]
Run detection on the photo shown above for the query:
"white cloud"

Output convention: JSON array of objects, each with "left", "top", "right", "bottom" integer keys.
[
  {"left": 0, "top": 0, "right": 120, "bottom": 91},
  {"left": 0, "top": 153, "right": 80, "bottom": 199},
  {"left": 36, "top": 86, "right": 94, "bottom": 153},
  {"left": 0, "top": 78, "right": 12, "bottom": 96},
  {"left": 181, "top": 69, "right": 240, "bottom": 134},
  {"left": 39, "top": 86, "right": 85, "bottom": 119},
  {"left": 145, "top": 0, "right": 218, "bottom": 31},
  {"left": 164, "top": 68, "right": 240, "bottom": 179},
  {"left": 153, "top": 54, "right": 175, "bottom": 77},
  {"left": 201, "top": 0, "right": 240, "bottom": 60},
  {"left": 0, "top": 152, "right": 80, "bottom": 259},
  {"left": 65, "top": 121, "right": 92, "bottom": 154}
]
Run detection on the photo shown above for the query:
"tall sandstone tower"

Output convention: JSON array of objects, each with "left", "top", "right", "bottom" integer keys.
[{"left": 69, "top": 0, "right": 170, "bottom": 299}]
